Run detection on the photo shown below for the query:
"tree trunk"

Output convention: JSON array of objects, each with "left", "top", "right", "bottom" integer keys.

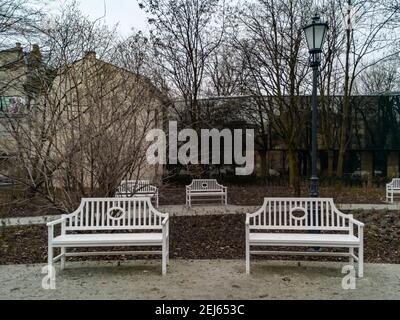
[
  {"left": 259, "top": 150, "right": 268, "bottom": 177},
  {"left": 337, "top": 94, "right": 350, "bottom": 182},
  {"left": 288, "top": 148, "right": 301, "bottom": 196},
  {"left": 336, "top": 0, "right": 352, "bottom": 187},
  {"left": 327, "top": 149, "right": 334, "bottom": 178}
]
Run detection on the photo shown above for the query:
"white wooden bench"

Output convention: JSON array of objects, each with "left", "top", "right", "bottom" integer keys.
[
  {"left": 47, "top": 197, "right": 170, "bottom": 275},
  {"left": 386, "top": 178, "right": 400, "bottom": 203},
  {"left": 186, "top": 179, "right": 227, "bottom": 207},
  {"left": 116, "top": 180, "right": 159, "bottom": 208},
  {"left": 246, "top": 198, "right": 365, "bottom": 278}
]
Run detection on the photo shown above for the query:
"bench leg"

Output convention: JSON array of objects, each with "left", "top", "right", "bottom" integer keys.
[
  {"left": 162, "top": 232, "right": 168, "bottom": 275},
  {"left": 61, "top": 247, "right": 66, "bottom": 271},
  {"left": 349, "top": 247, "right": 354, "bottom": 265},
  {"left": 167, "top": 236, "right": 170, "bottom": 266},
  {"left": 162, "top": 246, "right": 167, "bottom": 276},
  {"left": 48, "top": 244, "right": 53, "bottom": 269},
  {"left": 358, "top": 245, "right": 364, "bottom": 278},
  {"left": 246, "top": 228, "right": 250, "bottom": 275}
]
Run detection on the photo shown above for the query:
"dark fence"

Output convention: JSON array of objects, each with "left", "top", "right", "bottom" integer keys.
[{"left": 164, "top": 173, "right": 389, "bottom": 188}]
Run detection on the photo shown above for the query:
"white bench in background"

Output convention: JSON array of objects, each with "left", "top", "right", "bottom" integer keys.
[
  {"left": 47, "top": 197, "right": 170, "bottom": 275},
  {"left": 116, "top": 180, "right": 159, "bottom": 208},
  {"left": 246, "top": 198, "right": 365, "bottom": 278},
  {"left": 186, "top": 179, "right": 227, "bottom": 207},
  {"left": 386, "top": 178, "right": 400, "bottom": 203}
]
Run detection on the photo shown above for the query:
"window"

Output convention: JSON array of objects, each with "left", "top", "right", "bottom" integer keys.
[{"left": 0, "top": 96, "right": 27, "bottom": 115}]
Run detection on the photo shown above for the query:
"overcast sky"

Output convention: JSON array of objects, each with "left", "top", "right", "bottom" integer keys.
[{"left": 52, "top": 0, "right": 150, "bottom": 36}]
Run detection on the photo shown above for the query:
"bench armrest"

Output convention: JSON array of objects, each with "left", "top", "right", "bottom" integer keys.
[
  {"left": 245, "top": 215, "right": 250, "bottom": 226},
  {"left": 162, "top": 216, "right": 169, "bottom": 226},
  {"left": 349, "top": 217, "right": 364, "bottom": 240},
  {"left": 216, "top": 183, "right": 227, "bottom": 189},
  {"left": 349, "top": 217, "right": 365, "bottom": 228},
  {"left": 47, "top": 216, "right": 67, "bottom": 227},
  {"left": 162, "top": 215, "right": 170, "bottom": 239}
]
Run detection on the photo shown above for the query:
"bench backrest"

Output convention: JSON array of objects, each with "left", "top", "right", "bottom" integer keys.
[
  {"left": 389, "top": 179, "right": 400, "bottom": 188},
  {"left": 63, "top": 197, "right": 167, "bottom": 232},
  {"left": 188, "top": 179, "right": 224, "bottom": 191},
  {"left": 248, "top": 198, "right": 352, "bottom": 232},
  {"left": 117, "top": 180, "right": 156, "bottom": 195}
]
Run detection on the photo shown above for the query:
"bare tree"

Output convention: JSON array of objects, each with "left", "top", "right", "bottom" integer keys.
[
  {"left": 139, "top": 0, "right": 226, "bottom": 128},
  {"left": 318, "top": 0, "right": 347, "bottom": 178},
  {"left": 0, "top": 0, "right": 44, "bottom": 47},
  {"left": 336, "top": 0, "right": 400, "bottom": 182},
  {"left": 234, "top": 0, "right": 313, "bottom": 194},
  {"left": 357, "top": 61, "right": 399, "bottom": 94},
  {"left": 205, "top": 43, "right": 249, "bottom": 97},
  {"left": 0, "top": 2, "right": 163, "bottom": 212}
]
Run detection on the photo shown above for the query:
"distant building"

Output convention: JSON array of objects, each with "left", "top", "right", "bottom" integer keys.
[
  {"left": 0, "top": 43, "right": 45, "bottom": 115},
  {"left": 0, "top": 46, "right": 169, "bottom": 187},
  {"left": 48, "top": 51, "right": 167, "bottom": 185},
  {"left": 173, "top": 94, "right": 400, "bottom": 181}
]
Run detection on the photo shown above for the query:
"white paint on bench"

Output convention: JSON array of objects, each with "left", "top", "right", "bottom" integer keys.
[
  {"left": 116, "top": 180, "right": 159, "bottom": 208},
  {"left": 386, "top": 179, "right": 400, "bottom": 203},
  {"left": 186, "top": 179, "right": 227, "bottom": 207},
  {"left": 47, "top": 197, "right": 169, "bottom": 275},
  {"left": 246, "top": 198, "right": 365, "bottom": 278}
]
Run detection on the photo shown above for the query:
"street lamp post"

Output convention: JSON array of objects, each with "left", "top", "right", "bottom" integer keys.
[{"left": 303, "top": 15, "right": 329, "bottom": 198}]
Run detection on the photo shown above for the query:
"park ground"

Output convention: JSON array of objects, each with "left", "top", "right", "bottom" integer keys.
[
  {"left": 1, "top": 260, "right": 400, "bottom": 300},
  {"left": 0, "top": 185, "right": 399, "bottom": 300}
]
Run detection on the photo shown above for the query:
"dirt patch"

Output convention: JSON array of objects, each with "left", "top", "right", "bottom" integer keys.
[{"left": 1, "top": 212, "right": 399, "bottom": 265}]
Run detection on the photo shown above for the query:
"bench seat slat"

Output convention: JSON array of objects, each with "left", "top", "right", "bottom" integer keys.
[
  {"left": 52, "top": 233, "right": 163, "bottom": 246},
  {"left": 189, "top": 191, "right": 226, "bottom": 196},
  {"left": 249, "top": 233, "right": 360, "bottom": 246}
]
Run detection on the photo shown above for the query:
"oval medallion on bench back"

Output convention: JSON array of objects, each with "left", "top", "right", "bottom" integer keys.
[{"left": 65, "top": 198, "right": 165, "bottom": 231}]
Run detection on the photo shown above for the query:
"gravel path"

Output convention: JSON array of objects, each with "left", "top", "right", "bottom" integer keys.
[{"left": 1, "top": 260, "right": 399, "bottom": 300}]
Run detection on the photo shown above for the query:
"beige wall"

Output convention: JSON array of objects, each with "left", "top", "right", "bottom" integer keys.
[
  {"left": 49, "top": 55, "right": 165, "bottom": 187},
  {"left": 0, "top": 47, "right": 27, "bottom": 98}
]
